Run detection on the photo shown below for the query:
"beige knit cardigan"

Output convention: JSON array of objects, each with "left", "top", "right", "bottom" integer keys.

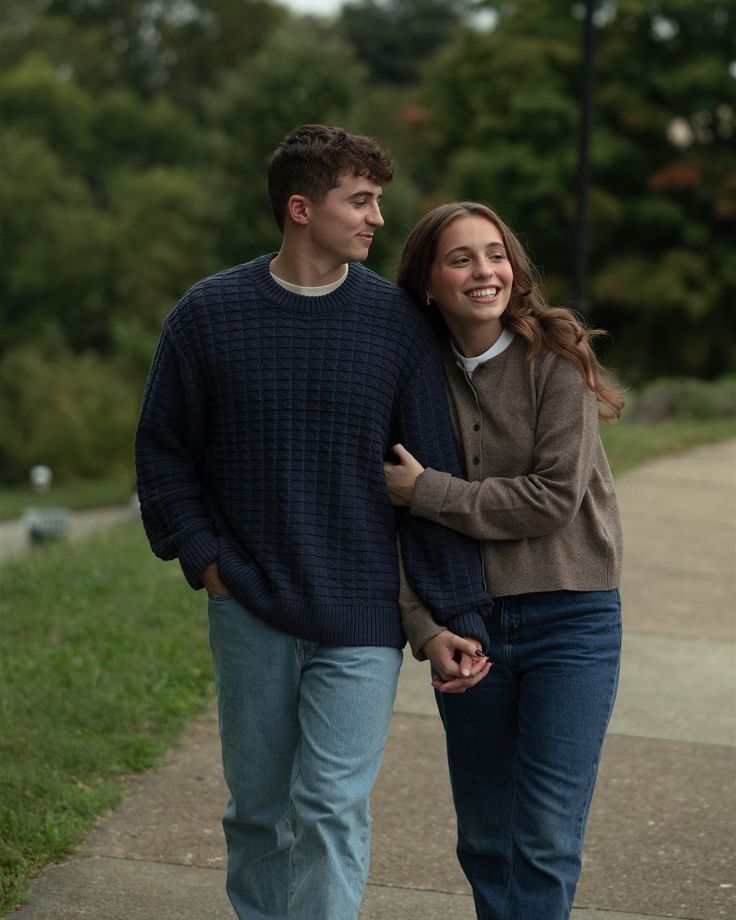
[{"left": 401, "top": 334, "right": 623, "bottom": 658}]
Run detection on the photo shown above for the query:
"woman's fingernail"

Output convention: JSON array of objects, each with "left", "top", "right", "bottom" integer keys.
[{"left": 474, "top": 649, "right": 485, "bottom": 657}]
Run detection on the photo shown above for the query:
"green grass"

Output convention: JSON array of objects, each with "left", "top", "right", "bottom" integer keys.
[
  {"left": 0, "top": 477, "right": 134, "bottom": 522},
  {"left": 0, "top": 522, "right": 213, "bottom": 912},
  {"left": 600, "top": 417, "right": 735, "bottom": 476}
]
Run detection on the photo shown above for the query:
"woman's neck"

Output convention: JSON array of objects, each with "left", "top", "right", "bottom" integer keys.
[{"left": 446, "top": 319, "right": 504, "bottom": 358}]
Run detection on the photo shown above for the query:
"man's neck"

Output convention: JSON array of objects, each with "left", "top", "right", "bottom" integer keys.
[{"left": 270, "top": 246, "right": 349, "bottom": 288}]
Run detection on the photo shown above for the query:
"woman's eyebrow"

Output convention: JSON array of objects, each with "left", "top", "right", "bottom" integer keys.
[{"left": 444, "top": 242, "right": 505, "bottom": 256}]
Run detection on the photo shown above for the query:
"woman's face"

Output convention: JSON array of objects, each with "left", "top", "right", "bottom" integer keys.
[{"left": 427, "top": 214, "right": 514, "bottom": 343}]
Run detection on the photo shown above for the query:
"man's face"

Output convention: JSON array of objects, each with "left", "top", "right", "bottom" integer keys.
[{"left": 303, "top": 171, "right": 385, "bottom": 265}]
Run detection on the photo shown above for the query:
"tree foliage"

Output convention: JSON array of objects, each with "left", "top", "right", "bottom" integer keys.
[
  {"left": 0, "top": 0, "right": 732, "bottom": 483},
  {"left": 413, "top": 0, "right": 736, "bottom": 380},
  {"left": 338, "top": 0, "right": 473, "bottom": 84},
  {"left": 38, "top": 0, "right": 286, "bottom": 99}
]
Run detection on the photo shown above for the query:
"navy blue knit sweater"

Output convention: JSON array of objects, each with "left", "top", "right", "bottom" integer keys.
[{"left": 135, "top": 254, "right": 492, "bottom": 648}]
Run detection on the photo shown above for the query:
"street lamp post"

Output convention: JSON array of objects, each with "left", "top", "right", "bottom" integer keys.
[{"left": 571, "top": 0, "right": 596, "bottom": 318}]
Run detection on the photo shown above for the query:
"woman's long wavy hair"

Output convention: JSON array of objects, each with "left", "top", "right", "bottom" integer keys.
[{"left": 397, "top": 202, "right": 625, "bottom": 421}]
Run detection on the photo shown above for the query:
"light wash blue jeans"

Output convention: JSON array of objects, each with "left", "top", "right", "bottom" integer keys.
[{"left": 208, "top": 596, "right": 402, "bottom": 920}]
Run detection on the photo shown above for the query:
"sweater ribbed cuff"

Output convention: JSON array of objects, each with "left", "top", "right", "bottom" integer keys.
[
  {"left": 411, "top": 467, "right": 452, "bottom": 522},
  {"left": 444, "top": 610, "right": 491, "bottom": 656},
  {"left": 402, "top": 609, "right": 447, "bottom": 662},
  {"left": 177, "top": 528, "right": 219, "bottom": 589}
]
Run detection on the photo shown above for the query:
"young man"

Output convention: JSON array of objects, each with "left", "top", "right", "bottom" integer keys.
[{"left": 135, "top": 124, "right": 492, "bottom": 920}]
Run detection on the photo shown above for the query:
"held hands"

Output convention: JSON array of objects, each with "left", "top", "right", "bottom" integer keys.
[
  {"left": 383, "top": 443, "right": 425, "bottom": 507},
  {"left": 201, "top": 562, "right": 230, "bottom": 597},
  {"left": 423, "top": 631, "right": 492, "bottom": 694}
]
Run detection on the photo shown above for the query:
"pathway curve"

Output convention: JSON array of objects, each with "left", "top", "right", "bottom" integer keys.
[{"left": 0, "top": 504, "right": 138, "bottom": 561}]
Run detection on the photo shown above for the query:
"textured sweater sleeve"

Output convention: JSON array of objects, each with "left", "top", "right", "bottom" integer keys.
[
  {"left": 392, "top": 334, "right": 492, "bottom": 649},
  {"left": 411, "top": 353, "right": 599, "bottom": 541},
  {"left": 134, "top": 319, "right": 219, "bottom": 588},
  {"left": 397, "top": 537, "right": 447, "bottom": 661}
]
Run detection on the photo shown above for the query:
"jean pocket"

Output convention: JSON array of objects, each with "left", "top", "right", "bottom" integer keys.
[{"left": 207, "top": 593, "right": 233, "bottom": 603}]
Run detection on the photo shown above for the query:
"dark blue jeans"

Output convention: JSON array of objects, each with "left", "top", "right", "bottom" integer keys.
[{"left": 436, "top": 589, "right": 621, "bottom": 920}]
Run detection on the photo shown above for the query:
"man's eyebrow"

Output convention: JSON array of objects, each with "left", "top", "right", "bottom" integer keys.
[{"left": 348, "top": 189, "right": 382, "bottom": 199}]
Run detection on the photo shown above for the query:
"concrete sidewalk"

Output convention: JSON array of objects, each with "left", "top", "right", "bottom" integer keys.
[
  {"left": 5, "top": 440, "right": 735, "bottom": 919},
  {"left": 0, "top": 504, "right": 138, "bottom": 561}
]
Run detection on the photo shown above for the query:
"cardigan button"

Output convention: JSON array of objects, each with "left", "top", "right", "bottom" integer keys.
[
  {"left": 472, "top": 456, "right": 480, "bottom": 465},
  {"left": 473, "top": 423, "right": 481, "bottom": 431}
]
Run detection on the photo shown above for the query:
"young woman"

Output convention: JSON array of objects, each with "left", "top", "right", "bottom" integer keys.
[{"left": 384, "top": 202, "right": 624, "bottom": 920}]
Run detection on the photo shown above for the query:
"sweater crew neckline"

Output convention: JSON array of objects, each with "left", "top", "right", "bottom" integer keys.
[{"left": 250, "top": 253, "right": 366, "bottom": 316}]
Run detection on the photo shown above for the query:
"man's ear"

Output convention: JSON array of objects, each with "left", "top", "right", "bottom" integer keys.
[{"left": 286, "top": 195, "right": 309, "bottom": 226}]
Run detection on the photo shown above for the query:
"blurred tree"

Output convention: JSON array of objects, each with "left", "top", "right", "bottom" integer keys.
[
  {"left": 91, "top": 91, "right": 200, "bottom": 174},
  {"left": 413, "top": 0, "right": 736, "bottom": 379},
  {"left": 0, "top": 53, "right": 95, "bottom": 162},
  {"left": 589, "top": 0, "right": 736, "bottom": 379},
  {"left": 0, "top": 54, "right": 211, "bottom": 356},
  {"left": 0, "top": 128, "right": 112, "bottom": 353},
  {"left": 36, "top": 0, "right": 285, "bottom": 101},
  {"left": 0, "top": 1, "right": 118, "bottom": 88},
  {"left": 108, "top": 165, "right": 222, "bottom": 335},
  {"left": 0, "top": 346, "right": 139, "bottom": 482},
  {"left": 339, "top": 0, "right": 474, "bottom": 85}
]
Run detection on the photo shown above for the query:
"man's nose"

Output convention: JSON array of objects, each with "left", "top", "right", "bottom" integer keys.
[{"left": 366, "top": 202, "right": 384, "bottom": 227}]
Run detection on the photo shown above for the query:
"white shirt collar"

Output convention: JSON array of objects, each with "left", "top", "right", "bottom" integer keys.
[
  {"left": 453, "top": 328, "right": 515, "bottom": 377},
  {"left": 270, "top": 266, "right": 349, "bottom": 297}
]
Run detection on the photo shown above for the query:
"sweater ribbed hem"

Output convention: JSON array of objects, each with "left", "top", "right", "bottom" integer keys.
[
  {"left": 216, "top": 540, "right": 406, "bottom": 647},
  {"left": 242, "top": 599, "right": 406, "bottom": 649}
]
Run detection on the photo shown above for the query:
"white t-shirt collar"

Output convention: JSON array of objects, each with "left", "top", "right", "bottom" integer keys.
[
  {"left": 270, "top": 266, "right": 349, "bottom": 297},
  {"left": 453, "top": 328, "right": 515, "bottom": 377}
]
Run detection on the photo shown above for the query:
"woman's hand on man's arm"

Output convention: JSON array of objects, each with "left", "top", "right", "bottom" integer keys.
[{"left": 384, "top": 443, "right": 425, "bottom": 507}]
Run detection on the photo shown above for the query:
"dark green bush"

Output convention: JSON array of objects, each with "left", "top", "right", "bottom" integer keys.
[
  {"left": 0, "top": 347, "right": 139, "bottom": 484},
  {"left": 627, "top": 376, "right": 736, "bottom": 423}
]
